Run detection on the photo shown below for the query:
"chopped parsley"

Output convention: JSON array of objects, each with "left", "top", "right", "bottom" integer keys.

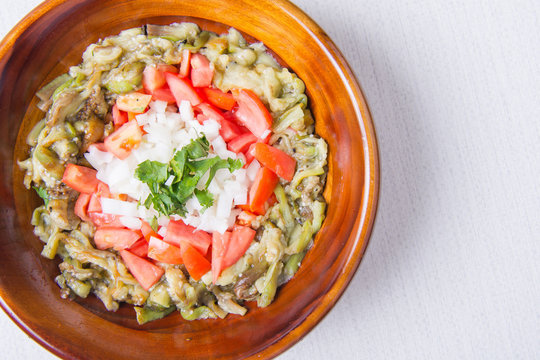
[
  {"left": 33, "top": 186, "right": 49, "bottom": 207},
  {"left": 135, "top": 136, "right": 242, "bottom": 217}
]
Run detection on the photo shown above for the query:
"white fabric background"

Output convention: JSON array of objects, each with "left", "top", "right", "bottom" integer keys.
[{"left": 1, "top": 0, "right": 539, "bottom": 359}]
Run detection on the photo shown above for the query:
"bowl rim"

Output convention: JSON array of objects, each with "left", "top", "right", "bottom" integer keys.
[{"left": 0, "top": 0, "right": 380, "bottom": 358}]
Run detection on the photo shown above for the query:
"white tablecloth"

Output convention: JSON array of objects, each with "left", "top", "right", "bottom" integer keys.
[{"left": 1, "top": 0, "right": 539, "bottom": 358}]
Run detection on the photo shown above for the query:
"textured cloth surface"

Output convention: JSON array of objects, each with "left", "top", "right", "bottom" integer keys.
[{"left": 1, "top": 0, "right": 539, "bottom": 359}]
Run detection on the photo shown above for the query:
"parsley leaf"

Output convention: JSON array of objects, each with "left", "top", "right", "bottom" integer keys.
[
  {"left": 33, "top": 186, "right": 49, "bottom": 207},
  {"left": 135, "top": 160, "right": 168, "bottom": 185},
  {"left": 194, "top": 189, "right": 214, "bottom": 210},
  {"left": 134, "top": 135, "right": 243, "bottom": 217}
]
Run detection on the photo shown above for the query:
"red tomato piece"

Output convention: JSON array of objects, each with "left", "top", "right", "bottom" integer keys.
[
  {"left": 148, "top": 236, "right": 183, "bottom": 265},
  {"left": 142, "top": 65, "right": 167, "bottom": 92},
  {"left": 222, "top": 225, "right": 256, "bottom": 269},
  {"left": 249, "top": 167, "right": 279, "bottom": 215},
  {"left": 150, "top": 87, "right": 176, "bottom": 104},
  {"left": 179, "top": 49, "right": 191, "bottom": 78},
  {"left": 88, "top": 212, "right": 124, "bottom": 228},
  {"left": 181, "top": 242, "right": 211, "bottom": 281},
  {"left": 211, "top": 231, "right": 231, "bottom": 283},
  {"left": 196, "top": 102, "right": 225, "bottom": 122},
  {"left": 94, "top": 227, "right": 142, "bottom": 251},
  {"left": 165, "top": 73, "right": 202, "bottom": 106},
  {"left": 232, "top": 89, "right": 273, "bottom": 138},
  {"left": 96, "top": 181, "right": 112, "bottom": 197},
  {"left": 253, "top": 143, "right": 296, "bottom": 181},
  {"left": 104, "top": 120, "right": 143, "bottom": 160},
  {"left": 228, "top": 133, "right": 258, "bottom": 154},
  {"left": 140, "top": 220, "right": 160, "bottom": 241},
  {"left": 74, "top": 193, "right": 92, "bottom": 222},
  {"left": 156, "top": 64, "right": 178, "bottom": 74},
  {"left": 219, "top": 118, "right": 244, "bottom": 142},
  {"left": 116, "top": 92, "right": 152, "bottom": 113},
  {"left": 190, "top": 53, "right": 214, "bottom": 87},
  {"left": 62, "top": 163, "right": 100, "bottom": 194},
  {"left": 245, "top": 143, "right": 257, "bottom": 164},
  {"left": 112, "top": 104, "right": 128, "bottom": 127},
  {"left": 164, "top": 219, "right": 212, "bottom": 256},
  {"left": 87, "top": 193, "right": 102, "bottom": 213},
  {"left": 202, "top": 87, "right": 236, "bottom": 111},
  {"left": 128, "top": 238, "right": 149, "bottom": 258},
  {"left": 120, "top": 250, "right": 164, "bottom": 290}
]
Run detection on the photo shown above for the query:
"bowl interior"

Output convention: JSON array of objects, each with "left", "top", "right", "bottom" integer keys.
[{"left": 0, "top": 0, "right": 378, "bottom": 359}]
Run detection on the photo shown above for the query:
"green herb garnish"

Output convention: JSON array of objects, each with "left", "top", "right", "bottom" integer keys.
[
  {"left": 135, "top": 136, "right": 242, "bottom": 216},
  {"left": 32, "top": 186, "right": 49, "bottom": 207}
]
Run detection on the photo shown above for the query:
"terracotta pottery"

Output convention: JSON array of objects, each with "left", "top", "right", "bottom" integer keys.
[{"left": 0, "top": 0, "right": 379, "bottom": 358}]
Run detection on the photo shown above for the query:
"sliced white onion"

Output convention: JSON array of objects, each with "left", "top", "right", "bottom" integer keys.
[
  {"left": 157, "top": 226, "right": 168, "bottom": 237},
  {"left": 246, "top": 160, "right": 261, "bottom": 181},
  {"left": 165, "top": 175, "right": 175, "bottom": 187},
  {"left": 101, "top": 198, "right": 138, "bottom": 217},
  {"left": 216, "top": 192, "right": 233, "bottom": 218},
  {"left": 157, "top": 215, "right": 170, "bottom": 227},
  {"left": 120, "top": 216, "right": 142, "bottom": 230},
  {"left": 202, "top": 119, "right": 221, "bottom": 140},
  {"left": 179, "top": 100, "right": 194, "bottom": 122},
  {"left": 150, "top": 100, "right": 168, "bottom": 114}
]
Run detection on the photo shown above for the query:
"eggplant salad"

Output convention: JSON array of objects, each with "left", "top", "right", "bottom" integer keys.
[{"left": 19, "top": 22, "right": 328, "bottom": 324}]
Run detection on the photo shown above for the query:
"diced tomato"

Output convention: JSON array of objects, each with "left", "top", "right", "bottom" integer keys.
[
  {"left": 88, "top": 212, "right": 124, "bottom": 227},
  {"left": 127, "top": 111, "right": 137, "bottom": 122},
  {"left": 196, "top": 102, "right": 225, "bottom": 122},
  {"left": 202, "top": 87, "right": 236, "bottom": 111},
  {"left": 249, "top": 167, "right": 279, "bottom": 215},
  {"left": 181, "top": 242, "right": 211, "bottom": 281},
  {"left": 148, "top": 236, "right": 183, "bottom": 265},
  {"left": 253, "top": 143, "right": 296, "bottom": 181},
  {"left": 112, "top": 104, "right": 128, "bottom": 127},
  {"left": 237, "top": 203, "right": 252, "bottom": 212},
  {"left": 220, "top": 118, "right": 244, "bottom": 142},
  {"left": 157, "top": 64, "right": 178, "bottom": 74},
  {"left": 179, "top": 49, "right": 191, "bottom": 78},
  {"left": 142, "top": 65, "right": 167, "bottom": 92},
  {"left": 190, "top": 53, "right": 214, "bottom": 87},
  {"left": 267, "top": 193, "right": 278, "bottom": 207},
  {"left": 150, "top": 87, "right": 176, "bottom": 104},
  {"left": 94, "top": 227, "right": 141, "bottom": 251},
  {"left": 120, "top": 250, "right": 164, "bottom": 290},
  {"left": 211, "top": 231, "right": 231, "bottom": 283},
  {"left": 245, "top": 143, "right": 257, "bottom": 164},
  {"left": 236, "top": 210, "right": 257, "bottom": 226},
  {"left": 140, "top": 220, "right": 160, "bottom": 241},
  {"left": 165, "top": 73, "right": 202, "bottom": 106},
  {"left": 104, "top": 120, "right": 142, "bottom": 160},
  {"left": 96, "top": 182, "right": 112, "bottom": 198},
  {"left": 232, "top": 89, "right": 273, "bottom": 138},
  {"left": 164, "top": 219, "right": 211, "bottom": 256},
  {"left": 196, "top": 114, "right": 208, "bottom": 124},
  {"left": 87, "top": 193, "right": 102, "bottom": 213},
  {"left": 228, "top": 133, "right": 258, "bottom": 154},
  {"left": 62, "top": 164, "right": 100, "bottom": 194},
  {"left": 74, "top": 193, "right": 92, "bottom": 222},
  {"left": 128, "top": 238, "right": 149, "bottom": 258},
  {"left": 223, "top": 225, "right": 256, "bottom": 269},
  {"left": 116, "top": 92, "right": 152, "bottom": 113}
]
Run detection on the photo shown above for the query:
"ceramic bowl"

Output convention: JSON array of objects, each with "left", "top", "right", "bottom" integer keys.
[{"left": 0, "top": 0, "right": 379, "bottom": 358}]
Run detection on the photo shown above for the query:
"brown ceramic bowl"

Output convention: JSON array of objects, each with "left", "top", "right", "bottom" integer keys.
[{"left": 0, "top": 0, "right": 379, "bottom": 358}]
